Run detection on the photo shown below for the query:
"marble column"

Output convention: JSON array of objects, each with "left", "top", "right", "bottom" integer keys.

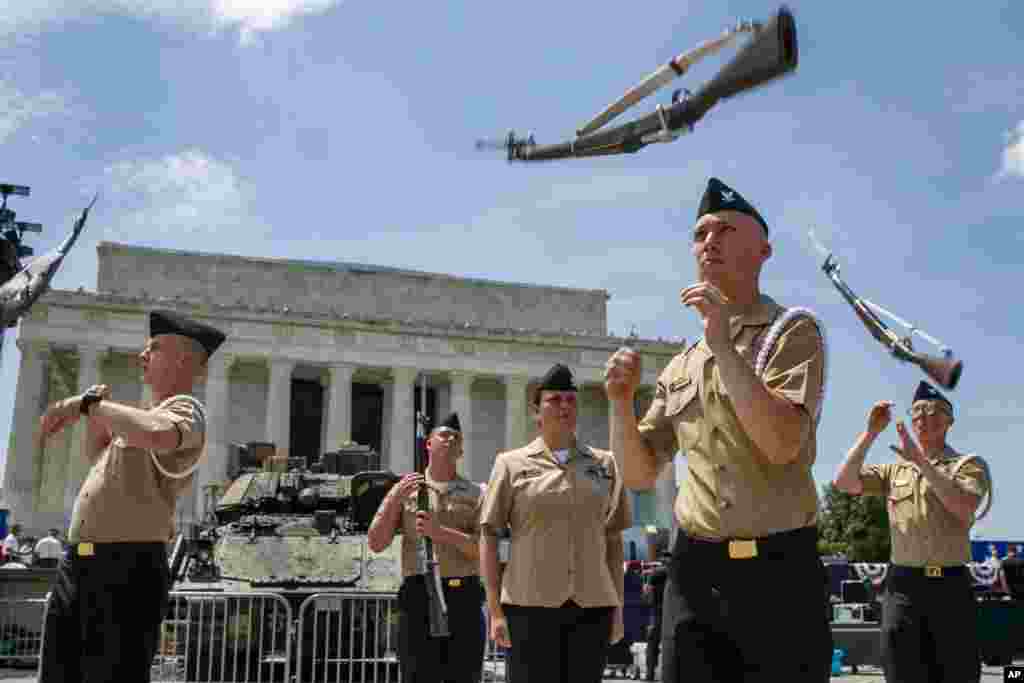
[
  {"left": 265, "top": 358, "right": 295, "bottom": 459},
  {"left": 2, "top": 342, "right": 51, "bottom": 528},
  {"left": 4, "top": 340, "right": 51, "bottom": 527},
  {"left": 64, "top": 345, "right": 106, "bottom": 513},
  {"left": 449, "top": 371, "right": 474, "bottom": 478},
  {"left": 195, "top": 353, "right": 233, "bottom": 523},
  {"left": 504, "top": 374, "right": 529, "bottom": 452},
  {"left": 388, "top": 367, "right": 417, "bottom": 474},
  {"left": 325, "top": 363, "right": 355, "bottom": 450}
]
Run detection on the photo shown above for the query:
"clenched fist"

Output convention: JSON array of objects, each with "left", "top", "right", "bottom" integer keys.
[
  {"left": 604, "top": 347, "right": 641, "bottom": 401},
  {"left": 39, "top": 384, "right": 111, "bottom": 440},
  {"left": 865, "top": 401, "right": 893, "bottom": 437}
]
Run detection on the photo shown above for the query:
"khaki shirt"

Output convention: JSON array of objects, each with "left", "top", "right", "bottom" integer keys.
[
  {"left": 479, "top": 437, "right": 632, "bottom": 608},
  {"left": 861, "top": 446, "right": 989, "bottom": 566},
  {"left": 638, "top": 296, "right": 825, "bottom": 540},
  {"left": 69, "top": 395, "right": 206, "bottom": 543},
  {"left": 387, "top": 473, "right": 484, "bottom": 578}
]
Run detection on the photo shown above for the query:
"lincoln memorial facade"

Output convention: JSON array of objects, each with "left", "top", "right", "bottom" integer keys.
[{"left": 3, "top": 242, "right": 680, "bottom": 539}]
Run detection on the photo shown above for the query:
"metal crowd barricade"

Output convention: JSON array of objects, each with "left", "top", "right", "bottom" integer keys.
[
  {"left": 6, "top": 589, "right": 511, "bottom": 682},
  {"left": 295, "top": 593, "right": 400, "bottom": 683},
  {"left": 152, "top": 591, "right": 292, "bottom": 683},
  {"left": 480, "top": 616, "right": 509, "bottom": 683},
  {"left": 295, "top": 593, "right": 507, "bottom": 683},
  {"left": 0, "top": 597, "right": 46, "bottom": 667}
]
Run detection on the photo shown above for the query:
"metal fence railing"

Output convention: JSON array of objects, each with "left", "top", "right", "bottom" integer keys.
[
  {"left": 295, "top": 593, "right": 400, "bottom": 683},
  {"left": 480, "top": 618, "right": 510, "bottom": 683},
  {"left": 7, "top": 590, "right": 514, "bottom": 682},
  {"left": 0, "top": 597, "right": 46, "bottom": 667},
  {"left": 152, "top": 592, "right": 293, "bottom": 683}
]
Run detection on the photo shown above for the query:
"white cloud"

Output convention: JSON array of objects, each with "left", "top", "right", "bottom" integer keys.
[
  {"left": 997, "top": 121, "right": 1024, "bottom": 180},
  {"left": 0, "top": 79, "right": 70, "bottom": 144},
  {"left": 99, "top": 148, "right": 264, "bottom": 239},
  {"left": 0, "top": 0, "right": 342, "bottom": 44}
]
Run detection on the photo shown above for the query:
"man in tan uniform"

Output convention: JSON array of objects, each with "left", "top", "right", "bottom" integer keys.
[
  {"left": 367, "top": 412, "right": 486, "bottom": 683},
  {"left": 478, "top": 363, "right": 631, "bottom": 683},
  {"left": 605, "top": 177, "right": 831, "bottom": 682},
  {"left": 833, "top": 381, "right": 991, "bottom": 683},
  {"left": 36, "top": 309, "right": 224, "bottom": 683}
]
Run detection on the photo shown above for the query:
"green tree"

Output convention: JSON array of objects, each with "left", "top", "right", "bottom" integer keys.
[{"left": 818, "top": 484, "right": 891, "bottom": 562}]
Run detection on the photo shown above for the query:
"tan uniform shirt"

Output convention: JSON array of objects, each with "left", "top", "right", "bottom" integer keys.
[
  {"left": 860, "top": 446, "right": 989, "bottom": 567},
  {"left": 387, "top": 473, "right": 484, "bottom": 578},
  {"left": 479, "top": 437, "right": 632, "bottom": 608},
  {"left": 638, "top": 296, "right": 825, "bottom": 540},
  {"left": 69, "top": 395, "right": 206, "bottom": 543}
]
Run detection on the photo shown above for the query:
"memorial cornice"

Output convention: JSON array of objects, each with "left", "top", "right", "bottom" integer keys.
[{"left": 34, "top": 288, "right": 683, "bottom": 355}]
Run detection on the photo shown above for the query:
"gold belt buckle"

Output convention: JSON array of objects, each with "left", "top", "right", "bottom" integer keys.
[
  {"left": 728, "top": 539, "right": 758, "bottom": 560},
  {"left": 447, "top": 578, "right": 462, "bottom": 588},
  {"left": 77, "top": 542, "right": 95, "bottom": 557},
  {"left": 925, "top": 566, "right": 943, "bottom": 578}
]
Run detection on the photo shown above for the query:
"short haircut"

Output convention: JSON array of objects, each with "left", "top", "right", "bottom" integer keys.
[{"left": 178, "top": 335, "right": 209, "bottom": 366}]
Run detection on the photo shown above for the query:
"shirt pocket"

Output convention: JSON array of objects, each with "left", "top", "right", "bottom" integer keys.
[
  {"left": 446, "top": 496, "right": 480, "bottom": 531},
  {"left": 664, "top": 379, "right": 698, "bottom": 417},
  {"left": 664, "top": 379, "right": 700, "bottom": 450},
  {"left": 888, "top": 475, "right": 915, "bottom": 517}
]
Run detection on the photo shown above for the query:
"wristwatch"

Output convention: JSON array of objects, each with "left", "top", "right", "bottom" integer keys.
[{"left": 79, "top": 388, "right": 104, "bottom": 416}]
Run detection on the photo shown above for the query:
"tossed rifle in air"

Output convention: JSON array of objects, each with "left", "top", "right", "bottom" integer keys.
[
  {"left": 476, "top": 6, "right": 798, "bottom": 161},
  {"left": 0, "top": 191, "right": 98, "bottom": 329},
  {"left": 808, "top": 228, "right": 963, "bottom": 389}
]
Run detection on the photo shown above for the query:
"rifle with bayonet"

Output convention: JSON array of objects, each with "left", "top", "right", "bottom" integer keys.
[
  {"left": 415, "top": 407, "right": 450, "bottom": 637},
  {"left": 476, "top": 6, "right": 798, "bottom": 162}
]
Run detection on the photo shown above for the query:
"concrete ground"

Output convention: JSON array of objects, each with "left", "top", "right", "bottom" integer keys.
[{"left": 0, "top": 662, "right": 1019, "bottom": 682}]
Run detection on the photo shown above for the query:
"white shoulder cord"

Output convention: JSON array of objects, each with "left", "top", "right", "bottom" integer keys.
[
  {"left": 148, "top": 395, "right": 207, "bottom": 480},
  {"left": 951, "top": 454, "right": 993, "bottom": 523},
  {"left": 753, "top": 307, "right": 828, "bottom": 423}
]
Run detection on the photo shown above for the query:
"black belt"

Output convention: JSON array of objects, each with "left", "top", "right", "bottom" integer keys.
[
  {"left": 406, "top": 574, "right": 480, "bottom": 589},
  {"left": 69, "top": 541, "right": 167, "bottom": 559},
  {"left": 889, "top": 565, "right": 968, "bottom": 579},
  {"left": 684, "top": 525, "right": 818, "bottom": 560}
]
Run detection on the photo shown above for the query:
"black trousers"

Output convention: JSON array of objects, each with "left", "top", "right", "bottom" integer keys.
[
  {"left": 397, "top": 575, "right": 486, "bottom": 683},
  {"left": 38, "top": 542, "right": 170, "bottom": 683},
  {"left": 660, "top": 526, "right": 832, "bottom": 683},
  {"left": 880, "top": 566, "right": 980, "bottom": 683},
  {"left": 503, "top": 600, "right": 613, "bottom": 683},
  {"left": 646, "top": 607, "right": 663, "bottom": 680}
]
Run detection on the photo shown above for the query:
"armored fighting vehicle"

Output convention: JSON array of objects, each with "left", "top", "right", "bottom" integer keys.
[{"left": 165, "top": 443, "right": 403, "bottom": 682}]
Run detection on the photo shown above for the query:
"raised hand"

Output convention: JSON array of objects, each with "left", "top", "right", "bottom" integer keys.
[
  {"left": 604, "top": 347, "right": 642, "bottom": 401},
  {"left": 680, "top": 282, "right": 731, "bottom": 352},
  {"left": 866, "top": 401, "right": 893, "bottom": 436}
]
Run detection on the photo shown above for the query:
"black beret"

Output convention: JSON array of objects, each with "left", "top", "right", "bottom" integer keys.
[
  {"left": 149, "top": 310, "right": 226, "bottom": 358},
  {"left": 696, "top": 177, "right": 769, "bottom": 236},
  {"left": 912, "top": 381, "right": 953, "bottom": 416},
  {"left": 437, "top": 412, "right": 461, "bottom": 433},
  {"left": 534, "top": 363, "right": 577, "bottom": 403}
]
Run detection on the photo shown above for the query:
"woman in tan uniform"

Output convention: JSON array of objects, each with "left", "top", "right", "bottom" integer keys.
[{"left": 479, "top": 363, "right": 632, "bottom": 683}]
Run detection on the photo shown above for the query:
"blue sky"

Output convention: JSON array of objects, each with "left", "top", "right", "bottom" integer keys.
[{"left": 1, "top": 1, "right": 1021, "bottom": 538}]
